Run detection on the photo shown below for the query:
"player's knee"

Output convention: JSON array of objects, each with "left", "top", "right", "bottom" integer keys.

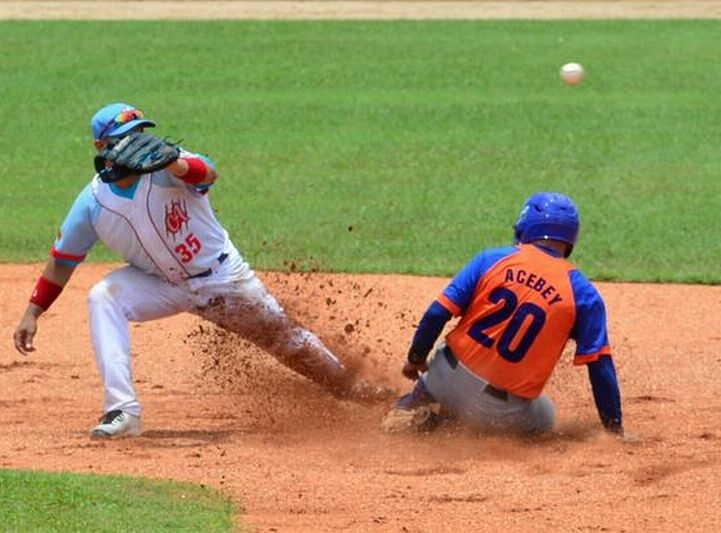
[
  {"left": 527, "top": 396, "right": 556, "bottom": 434},
  {"left": 88, "top": 279, "right": 118, "bottom": 309}
]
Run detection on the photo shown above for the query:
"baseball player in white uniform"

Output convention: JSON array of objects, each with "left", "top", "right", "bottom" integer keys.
[{"left": 13, "top": 102, "right": 382, "bottom": 438}]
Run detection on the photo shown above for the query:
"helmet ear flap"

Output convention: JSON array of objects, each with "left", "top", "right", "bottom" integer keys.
[
  {"left": 513, "top": 205, "right": 529, "bottom": 244},
  {"left": 513, "top": 224, "right": 523, "bottom": 244}
]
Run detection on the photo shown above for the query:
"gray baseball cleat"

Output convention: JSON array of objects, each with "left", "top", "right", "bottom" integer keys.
[
  {"left": 90, "top": 410, "right": 142, "bottom": 438},
  {"left": 380, "top": 406, "right": 441, "bottom": 434}
]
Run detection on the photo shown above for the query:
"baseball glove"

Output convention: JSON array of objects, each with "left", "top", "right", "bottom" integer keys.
[{"left": 94, "top": 132, "right": 180, "bottom": 183}]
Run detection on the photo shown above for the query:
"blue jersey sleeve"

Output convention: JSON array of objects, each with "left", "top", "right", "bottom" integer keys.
[
  {"left": 441, "top": 246, "right": 518, "bottom": 314},
  {"left": 51, "top": 183, "right": 99, "bottom": 266},
  {"left": 569, "top": 270, "right": 611, "bottom": 362}
]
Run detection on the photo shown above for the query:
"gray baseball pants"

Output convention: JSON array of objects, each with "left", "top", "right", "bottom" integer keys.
[{"left": 422, "top": 344, "right": 555, "bottom": 434}]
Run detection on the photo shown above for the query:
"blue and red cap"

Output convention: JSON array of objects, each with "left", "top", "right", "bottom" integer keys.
[{"left": 91, "top": 102, "right": 156, "bottom": 140}]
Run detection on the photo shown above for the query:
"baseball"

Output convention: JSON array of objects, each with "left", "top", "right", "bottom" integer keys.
[{"left": 560, "top": 62, "right": 584, "bottom": 85}]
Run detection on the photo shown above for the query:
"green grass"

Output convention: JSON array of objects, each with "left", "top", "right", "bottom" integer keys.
[
  {"left": 1, "top": 20, "right": 720, "bottom": 281},
  {"left": 0, "top": 469, "right": 236, "bottom": 532}
]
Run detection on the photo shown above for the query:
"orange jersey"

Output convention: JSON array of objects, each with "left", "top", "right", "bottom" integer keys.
[{"left": 439, "top": 244, "right": 610, "bottom": 398}]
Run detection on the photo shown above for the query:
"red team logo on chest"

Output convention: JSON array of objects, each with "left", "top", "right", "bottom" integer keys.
[{"left": 165, "top": 199, "right": 190, "bottom": 238}]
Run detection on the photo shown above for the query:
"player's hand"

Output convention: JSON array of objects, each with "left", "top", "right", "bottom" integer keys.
[
  {"left": 618, "top": 431, "right": 642, "bottom": 444},
  {"left": 402, "top": 361, "right": 428, "bottom": 381},
  {"left": 603, "top": 423, "right": 640, "bottom": 444},
  {"left": 13, "top": 312, "right": 39, "bottom": 355}
]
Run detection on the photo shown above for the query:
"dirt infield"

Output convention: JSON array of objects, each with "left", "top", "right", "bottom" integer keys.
[
  {"left": 3, "top": 264, "right": 721, "bottom": 532},
  {"left": 3, "top": 2, "right": 721, "bottom": 532}
]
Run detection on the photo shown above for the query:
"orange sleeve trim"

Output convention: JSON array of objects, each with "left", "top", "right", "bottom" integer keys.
[
  {"left": 573, "top": 345, "right": 611, "bottom": 366},
  {"left": 437, "top": 293, "right": 462, "bottom": 316}
]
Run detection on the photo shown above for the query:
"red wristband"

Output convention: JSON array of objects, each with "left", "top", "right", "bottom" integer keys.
[
  {"left": 179, "top": 157, "right": 208, "bottom": 185},
  {"left": 30, "top": 276, "right": 63, "bottom": 311}
]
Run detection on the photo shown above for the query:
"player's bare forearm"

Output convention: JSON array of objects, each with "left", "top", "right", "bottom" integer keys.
[
  {"left": 24, "top": 259, "right": 75, "bottom": 317},
  {"left": 167, "top": 158, "right": 217, "bottom": 185},
  {"left": 42, "top": 258, "right": 77, "bottom": 286},
  {"left": 13, "top": 259, "right": 77, "bottom": 355}
]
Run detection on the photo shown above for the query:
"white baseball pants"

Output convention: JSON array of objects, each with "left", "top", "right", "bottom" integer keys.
[{"left": 87, "top": 252, "right": 345, "bottom": 417}]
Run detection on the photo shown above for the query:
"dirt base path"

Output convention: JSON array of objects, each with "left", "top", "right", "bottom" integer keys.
[
  {"left": 2, "top": 1, "right": 721, "bottom": 20},
  {"left": 2, "top": 264, "right": 721, "bottom": 532}
]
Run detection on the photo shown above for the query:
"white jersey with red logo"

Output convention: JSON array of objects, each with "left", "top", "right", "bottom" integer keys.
[{"left": 51, "top": 150, "right": 241, "bottom": 283}]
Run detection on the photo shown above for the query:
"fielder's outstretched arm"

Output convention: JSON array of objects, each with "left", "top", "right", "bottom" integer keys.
[
  {"left": 13, "top": 259, "right": 77, "bottom": 355},
  {"left": 167, "top": 156, "right": 217, "bottom": 186}
]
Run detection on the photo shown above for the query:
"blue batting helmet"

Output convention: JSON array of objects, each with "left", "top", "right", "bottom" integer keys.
[{"left": 513, "top": 192, "right": 580, "bottom": 255}]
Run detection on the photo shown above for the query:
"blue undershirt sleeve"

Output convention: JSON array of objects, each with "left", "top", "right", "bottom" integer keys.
[
  {"left": 587, "top": 355, "right": 623, "bottom": 432},
  {"left": 408, "top": 301, "right": 453, "bottom": 361}
]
